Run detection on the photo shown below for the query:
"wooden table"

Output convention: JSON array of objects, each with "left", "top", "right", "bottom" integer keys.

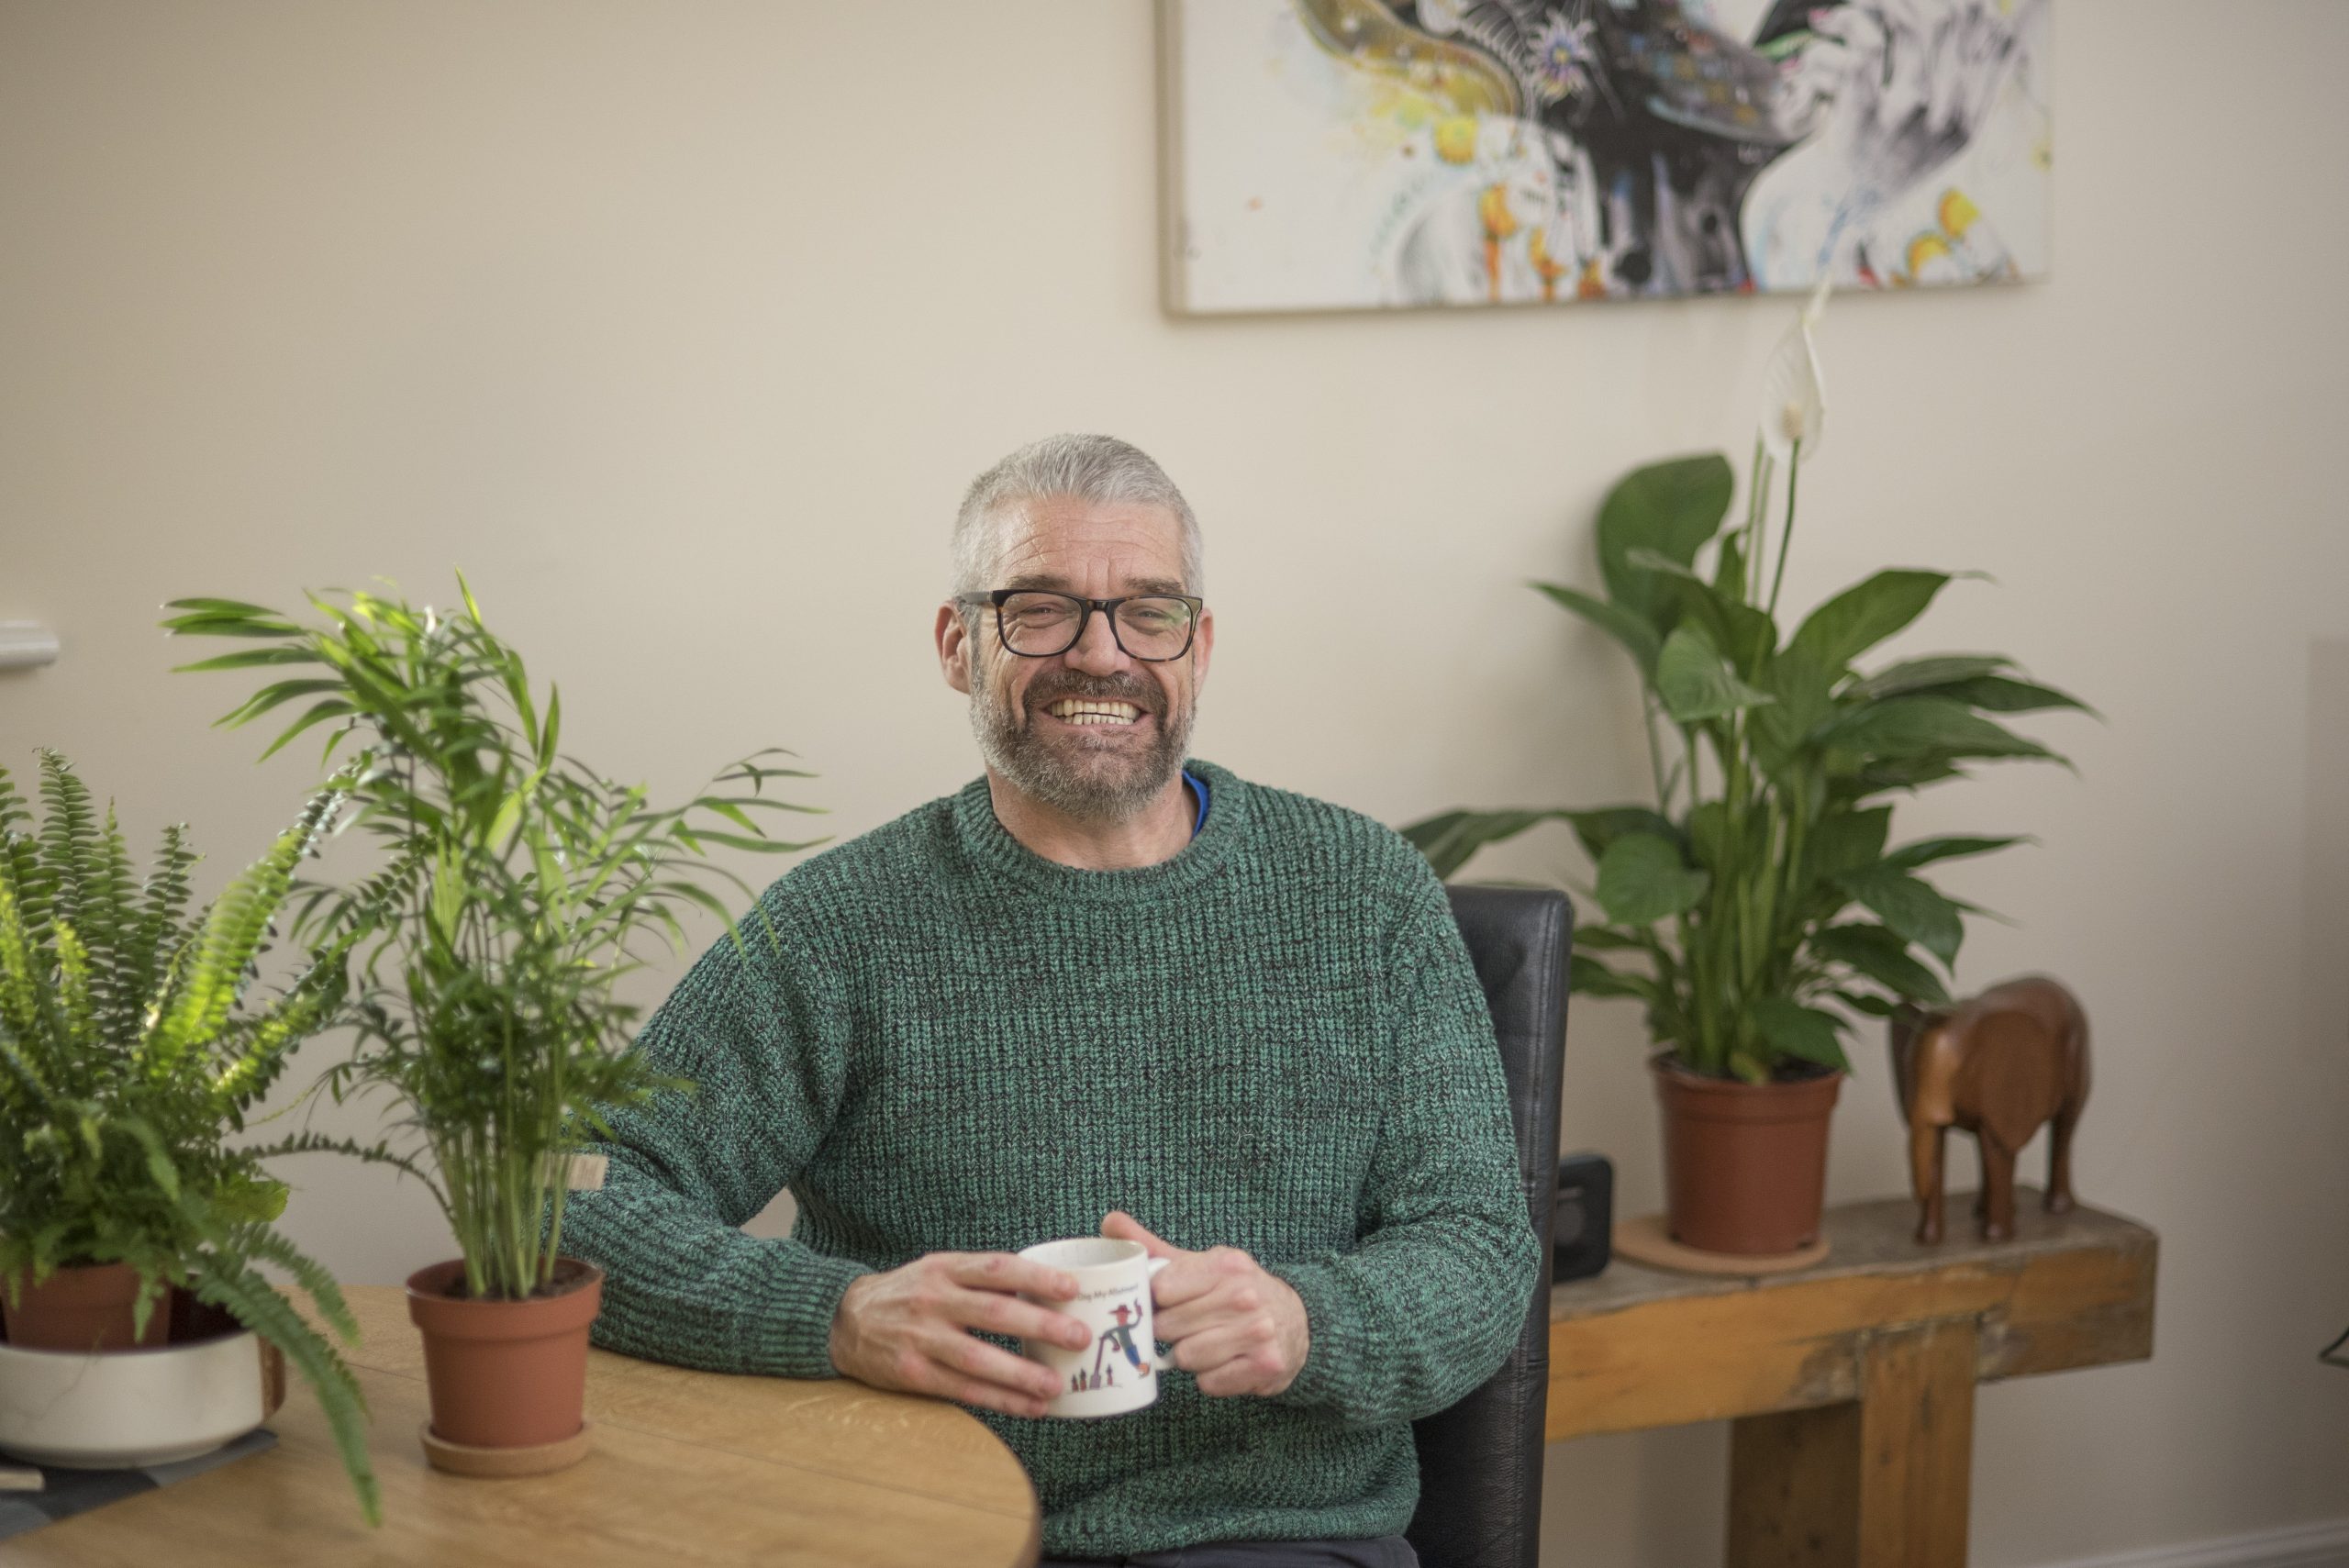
[
  {"left": 1547, "top": 1190, "right": 2157, "bottom": 1568},
  {"left": 15, "top": 1285, "right": 1041, "bottom": 1567}
]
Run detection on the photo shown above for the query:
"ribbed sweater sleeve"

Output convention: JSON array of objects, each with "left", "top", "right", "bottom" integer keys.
[
  {"left": 557, "top": 902, "right": 868, "bottom": 1378},
  {"left": 1265, "top": 864, "right": 1540, "bottom": 1429}
]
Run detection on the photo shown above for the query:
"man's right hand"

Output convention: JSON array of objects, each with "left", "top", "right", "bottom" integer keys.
[{"left": 828, "top": 1252, "right": 1091, "bottom": 1418}]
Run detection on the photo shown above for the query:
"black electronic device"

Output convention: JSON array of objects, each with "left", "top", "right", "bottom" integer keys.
[{"left": 1553, "top": 1152, "right": 1614, "bottom": 1283}]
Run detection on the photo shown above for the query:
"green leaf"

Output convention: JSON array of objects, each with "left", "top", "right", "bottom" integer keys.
[
  {"left": 1835, "top": 988, "right": 1902, "bottom": 1018},
  {"left": 1933, "top": 675, "right": 2100, "bottom": 717},
  {"left": 1531, "top": 583, "right": 1662, "bottom": 675},
  {"left": 217, "top": 677, "right": 347, "bottom": 731},
  {"left": 1623, "top": 549, "right": 1776, "bottom": 675},
  {"left": 1713, "top": 528, "right": 1748, "bottom": 600},
  {"left": 161, "top": 596, "right": 292, "bottom": 620},
  {"left": 1832, "top": 865, "right": 1965, "bottom": 968},
  {"left": 1399, "top": 809, "right": 1567, "bottom": 880},
  {"left": 1570, "top": 951, "right": 1657, "bottom": 1001},
  {"left": 668, "top": 828, "right": 800, "bottom": 855},
  {"left": 1804, "top": 806, "right": 1892, "bottom": 883},
  {"left": 540, "top": 683, "right": 562, "bottom": 762},
  {"left": 254, "top": 699, "right": 356, "bottom": 762},
  {"left": 1845, "top": 654, "right": 2013, "bottom": 701},
  {"left": 188, "top": 1250, "right": 378, "bottom": 1525},
  {"left": 1752, "top": 644, "right": 1837, "bottom": 767},
  {"left": 169, "top": 647, "right": 320, "bottom": 673},
  {"left": 1655, "top": 625, "right": 1775, "bottom": 725},
  {"left": 1818, "top": 697, "right": 2061, "bottom": 764},
  {"left": 1597, "top": 454, "right": 1736, "bottom": 625},
  {"left": 1885, "top": 835, "right": 2030, "bottom": 870},
  {"left": 213, "top": 1173, "right": 291, "bottom": 1223},
  {"left": 1838, "top": 757, "right": 1970, "bottom": 799},
  {"left": 1810, "top": 923, "right": 1951, "bottom": 1004},
  {"left": 1753, "top": 996, "right": 1853, "bottom": 1073},
  {"left": 1788, "top": 570, "right": 1952, "bottom": 673},
  {"left": 1559, "top": 807, "right": 1680, "bottom": 863},
  {"left": 1596, "top": 833, "right": 1709, "bottom": 927}
]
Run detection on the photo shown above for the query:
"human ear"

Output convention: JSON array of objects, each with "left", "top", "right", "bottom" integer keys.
[
  {"left": 1187, "top": 606, "right": 1215, "bottom": 693},
  {"left": 936, "top": 602, "right": 974, "bottom": 696}
]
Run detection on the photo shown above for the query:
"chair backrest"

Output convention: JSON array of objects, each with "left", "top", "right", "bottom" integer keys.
[{"left": 1406, "top": 884, "right": 1573, "bottom": 1568}]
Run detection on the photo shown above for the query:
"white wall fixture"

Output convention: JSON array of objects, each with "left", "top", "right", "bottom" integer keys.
[{"left": 0, "top": 623, "right": 61, "bottom": 670}]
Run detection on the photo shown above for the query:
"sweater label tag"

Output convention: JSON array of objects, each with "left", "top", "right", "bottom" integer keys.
[{"left": 546, "top": 1152, "right": 608, "bottom": 1190}]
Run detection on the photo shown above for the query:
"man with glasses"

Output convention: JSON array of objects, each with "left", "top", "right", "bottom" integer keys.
[{"left": 563, "top": 434, "right": 1538, "bottom": 1568}]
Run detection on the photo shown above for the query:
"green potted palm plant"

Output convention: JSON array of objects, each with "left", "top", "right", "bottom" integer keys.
[
  {"left": 164, "top": 580, "right": 819, "bottom": 1474},
  {"left": 0, "top": 751, "right": 376, "bottom": 1519},
  {"left": 1405, "top": 292, "right": 2093, "bottom": 1254}
]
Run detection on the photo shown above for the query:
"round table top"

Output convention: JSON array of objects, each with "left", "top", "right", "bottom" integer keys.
[{"left": 12, "top": 1283, "right": 1041, "bottom": 1568}]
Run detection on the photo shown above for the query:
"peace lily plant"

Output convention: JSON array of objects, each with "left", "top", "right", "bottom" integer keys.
[{"left": 1406, "top": 283, "right": 2095, "bottom": 1087}]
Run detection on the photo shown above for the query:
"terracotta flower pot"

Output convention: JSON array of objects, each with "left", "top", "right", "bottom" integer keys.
[
  {"left": 405, "top": 1257, "right": 603, "bottom": 1461},
  {"left": 1653, "top": 1056, "right": 1842, "bottom": 1255},
  {"left": 1, "top": 1263, "right": 170, "bottom": 1352}
]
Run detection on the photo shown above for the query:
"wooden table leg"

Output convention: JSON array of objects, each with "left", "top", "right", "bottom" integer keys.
[{"left": 1727, "top": 1318, "right": 1979, "bottom": 1568}]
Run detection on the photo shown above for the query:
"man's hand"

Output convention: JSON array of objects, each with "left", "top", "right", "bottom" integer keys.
[
  {"left": 829, "top": 1252, "right": 1092, "bottom": 1418},
  {"left": 1101, "top": 1211, "right": 1309, "bottom": 1397}
]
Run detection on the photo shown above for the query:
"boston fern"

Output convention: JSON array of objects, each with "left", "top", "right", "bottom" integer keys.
[
  {"left": 0, "top": 751, "right": 377, "bottom": 1522},
  {"left": 164, "top": 579, "right": 821, "bottom": 1302},
  {"left": 1404, "top": 453, "right": 2094, "bottom": 1084}
]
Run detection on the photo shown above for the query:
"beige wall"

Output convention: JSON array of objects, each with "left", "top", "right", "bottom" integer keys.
[{"left": 5, "top": 2, "right": 2345, "bottom": 1562}]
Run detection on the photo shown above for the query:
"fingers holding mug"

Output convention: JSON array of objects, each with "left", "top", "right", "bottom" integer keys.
[{"left": 1018, "top": 1235, "right": 1174, "bottom": 1418}]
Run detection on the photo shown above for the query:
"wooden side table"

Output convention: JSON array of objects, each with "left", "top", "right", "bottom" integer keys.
[
  {"left": 1547, "top": 1190, "right": 2157, "bottom": 1568},
  {"left": 12, "top": 1284, "right": 1041, "bottom": 1567}
]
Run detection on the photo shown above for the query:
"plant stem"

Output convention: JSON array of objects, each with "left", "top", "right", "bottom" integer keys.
[
  {"left": 1643, "top": 694, "right": 1674, "bottom": 817},
  {"left": 1751, "top": 788, "right": 1782, "bottom": 991},
  {"left": 1767, "top": 439, "right": 1802, "bottom": 620},
  {"left": 1675, "top": 721, "right": 1723, "bottom": 1072},
  {"left": 1746, "top": 439, "right": 1773, "bottom": 606},
  {"left": 1776, "top": 772, "right": 1813, "bottom": 1000}
]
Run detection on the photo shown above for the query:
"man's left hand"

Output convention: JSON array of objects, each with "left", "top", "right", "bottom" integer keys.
[{"left": 1100, "top": 1211, "right": 1309, "bottom": 1397}]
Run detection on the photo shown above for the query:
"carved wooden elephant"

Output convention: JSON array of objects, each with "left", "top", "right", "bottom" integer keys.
[{"left": 1888, "top": 976, "right": 2089, "bottom": 1244}]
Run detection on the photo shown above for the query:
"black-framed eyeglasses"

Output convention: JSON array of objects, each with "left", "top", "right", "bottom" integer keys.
[{"left": 956, "top": 589, "right": 1204, "bottom": 662}]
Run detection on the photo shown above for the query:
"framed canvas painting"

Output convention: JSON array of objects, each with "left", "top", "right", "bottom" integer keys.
[{"left": 1160, "top": 0, "right": 2052, "bottom": 313}]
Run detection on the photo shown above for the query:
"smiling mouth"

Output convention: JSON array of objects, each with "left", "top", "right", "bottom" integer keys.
[{"left": 1041, "top": 697, "right": 1149, "bottom": 728}]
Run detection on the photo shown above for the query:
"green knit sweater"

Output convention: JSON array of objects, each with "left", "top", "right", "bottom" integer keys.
[{"left": 561, "top": 759, "right": 1539, "bottom": 1557}]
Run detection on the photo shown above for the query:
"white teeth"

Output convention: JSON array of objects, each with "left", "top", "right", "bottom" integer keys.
[{"left": 1047, "top": 698, "right": 1142, "bottom": 724}]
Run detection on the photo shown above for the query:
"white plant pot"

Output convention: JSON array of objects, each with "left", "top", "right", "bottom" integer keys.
[{"left": 0, "top": 1318, "right": 284, "bottom": 1470}]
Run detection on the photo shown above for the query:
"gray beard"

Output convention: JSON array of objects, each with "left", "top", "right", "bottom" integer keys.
[{"left": 969, "top": 657, "right": 1194, "bottom": 825}]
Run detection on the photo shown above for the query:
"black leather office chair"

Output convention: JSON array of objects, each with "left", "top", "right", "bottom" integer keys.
[{"left": 1407, "top": 885, "right": 1573, "bottom": 1568}]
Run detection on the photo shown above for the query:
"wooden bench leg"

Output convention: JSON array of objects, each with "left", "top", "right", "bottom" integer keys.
[{"left": 1726, "top": 1319, "right": 1979, "bottom": 1568}]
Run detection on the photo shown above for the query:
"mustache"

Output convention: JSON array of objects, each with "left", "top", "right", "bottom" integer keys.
[{"left": 1023, "top": 672, "right": 1163, "bottom": 716}]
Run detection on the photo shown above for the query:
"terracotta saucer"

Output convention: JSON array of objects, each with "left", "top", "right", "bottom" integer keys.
[
  {"left": 1611, "top": 1213, "right": 1831, "bottom": 1276},
  {"left": 417, "top": 1419, "right": 592, "bottom": 1478}
]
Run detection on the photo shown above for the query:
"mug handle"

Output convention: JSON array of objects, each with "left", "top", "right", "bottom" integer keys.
[{"left": 1145, "top": 1256, "right": 1174, "bottom": 1373}]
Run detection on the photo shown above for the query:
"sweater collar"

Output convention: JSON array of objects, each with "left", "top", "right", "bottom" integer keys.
[{"left": 949, "top": 757, "right": 1246, "bottom": 904}]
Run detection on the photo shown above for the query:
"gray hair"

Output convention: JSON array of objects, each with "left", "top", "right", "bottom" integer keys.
[{"left": 951, "top": 434, "right": 1204, "bottom": 599}]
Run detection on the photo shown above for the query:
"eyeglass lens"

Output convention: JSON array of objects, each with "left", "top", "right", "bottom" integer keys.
[{"left": 998, "top": 592, "right": 1195, "bottom": 659}]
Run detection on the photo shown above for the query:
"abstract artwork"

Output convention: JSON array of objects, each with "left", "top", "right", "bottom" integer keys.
[{"left": 1161, "top": 0, "right": 2051, "bottom": 312}]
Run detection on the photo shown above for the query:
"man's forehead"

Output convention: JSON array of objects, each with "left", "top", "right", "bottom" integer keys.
[{"left": 989, "top": 497, "right": 1186, "bottom": 587}]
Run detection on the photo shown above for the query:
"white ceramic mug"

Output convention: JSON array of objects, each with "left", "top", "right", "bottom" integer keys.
[{"left": 1017, "top": 1237, "right": 1172, "bottom": 1418}]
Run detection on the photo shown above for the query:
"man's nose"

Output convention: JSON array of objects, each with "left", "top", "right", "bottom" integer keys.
[{"left": 1063, "top": 606, "right": 1130, "bottom": 675}]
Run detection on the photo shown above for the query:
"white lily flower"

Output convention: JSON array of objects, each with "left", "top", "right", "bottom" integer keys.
[{"left": 1758, "top": 276, "right": 1832, "bottom": 463}]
